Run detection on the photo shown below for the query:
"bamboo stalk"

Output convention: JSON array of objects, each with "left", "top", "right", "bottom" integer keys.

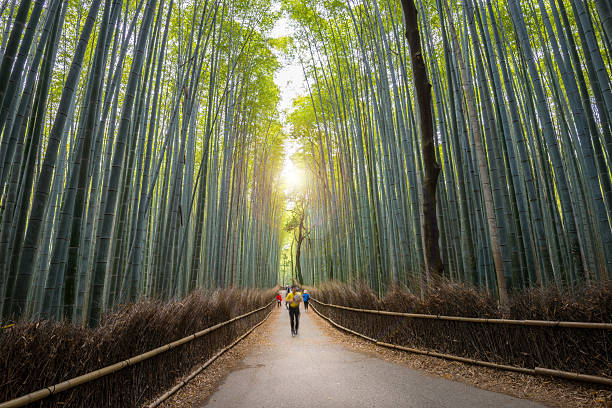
[
  {"left": 311, "top": 303, "right": 612, "bottom": 386},
  {"left": 310, "top": 299, "right": 612, "bottom": 329},
  {"left": 533, "top": 368, "right": 612, "bottom": 387},
  {"left": 0, "top": 302, "right": 273, "bottom": 408}
]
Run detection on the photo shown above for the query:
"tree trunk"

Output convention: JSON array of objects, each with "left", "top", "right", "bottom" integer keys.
[
  {"left": 399, "top": 0, "right": 443, "bottom": 279},
  {"left": 295, "top": 214, "right": 305, "bottom": 285}
]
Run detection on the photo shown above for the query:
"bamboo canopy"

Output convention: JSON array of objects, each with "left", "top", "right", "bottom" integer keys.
[{"left": 0, "top": 0, "right": 610, "bottom": 320}]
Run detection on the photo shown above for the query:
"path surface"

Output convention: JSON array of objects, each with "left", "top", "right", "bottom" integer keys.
[{"left": 202, "top": 305, "right": 543, "bottom": 408}]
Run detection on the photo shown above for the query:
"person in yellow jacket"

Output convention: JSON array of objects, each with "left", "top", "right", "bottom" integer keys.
[{"left": 286, "top": 286, "right": 302, "bottom": 336}]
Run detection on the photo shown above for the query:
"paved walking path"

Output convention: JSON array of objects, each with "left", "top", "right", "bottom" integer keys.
[{"left": 202, "top": 304, "right": 543, "bottom": 408}]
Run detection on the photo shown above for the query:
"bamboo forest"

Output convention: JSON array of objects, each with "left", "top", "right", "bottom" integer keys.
[
  {"left": 0, "top": 0, "right": 611, "bottom": 324},
  {"left": 0, "top": 0, "right": 611, "bottom": 406}
]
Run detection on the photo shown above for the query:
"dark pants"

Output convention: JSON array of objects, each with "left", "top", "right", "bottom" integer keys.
[
  {"left": 277, "top": 300, "right": 281, "bottom": 307},
  {"left": 289, "top": 307, "right": 300, "bottom": 332},
  {"left": 304, "top": 301, "right": 309, "bottom": 310}
]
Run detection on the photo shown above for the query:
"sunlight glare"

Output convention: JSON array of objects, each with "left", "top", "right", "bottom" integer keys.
[
  {"left": 281, "top": 157, "right": 303, "bottom": 190},
  {"left": 280, "top": 138, "right": 304, "bottom": 193}
]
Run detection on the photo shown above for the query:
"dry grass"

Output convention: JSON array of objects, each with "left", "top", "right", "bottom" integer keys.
[
  {"left": 311, "top": 281, "right": 612, "bottom": 377},
  {"left": 0, "top": 288, "right": 275, "bottom": 407}
]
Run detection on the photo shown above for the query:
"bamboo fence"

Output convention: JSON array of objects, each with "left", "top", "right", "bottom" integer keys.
[
  {"left": 0, "top": 302, "right": 274, "bottom": 408},
  {"left": 310, "top": 299, "right": 612, "bottom": 386}
]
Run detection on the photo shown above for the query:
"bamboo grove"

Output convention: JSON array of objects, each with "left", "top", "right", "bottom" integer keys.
[
  {"left": 285, "top": 0, "right": 612, "bottom": 298},
  {"left": 0, "top": 0, "right": 285, "bottom": 326}
]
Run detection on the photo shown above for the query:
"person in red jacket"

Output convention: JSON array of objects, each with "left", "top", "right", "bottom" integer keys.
[{"left": 276, "top": 292, "right": 282, "bottom": 307}]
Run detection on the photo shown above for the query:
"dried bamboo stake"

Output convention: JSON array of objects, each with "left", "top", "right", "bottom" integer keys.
[
  {"left": 310, "top": 304, "right": 612, "bottom": 387},
  {"left": 148, "top": 308, "right": 274, "bottom": 407},
  {"left": 310, "top": 299, "right": 612, "bottom": 329},
  {"left": 0, "top": 302, "right": 274, "bottom": 408}
]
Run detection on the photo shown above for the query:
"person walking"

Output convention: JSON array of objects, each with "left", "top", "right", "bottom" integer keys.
[
  {"left": 302, "top": 290, "right": 310, "bottom": 312},
  {"left": 285, "top": 286, "right": 302, "bottom": 336},
  {"left": 276, "top": 292, "right": 282, "bottom": 307}
]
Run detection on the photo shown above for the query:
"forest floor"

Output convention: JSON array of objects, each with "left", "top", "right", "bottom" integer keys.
[{"left": 146, "top": 303, "right": 610, "bottom": 408}]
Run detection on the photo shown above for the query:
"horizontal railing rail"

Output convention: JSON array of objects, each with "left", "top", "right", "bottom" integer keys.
[
  {"left": 0, "top": 301, "right": 274, "bottom": 408},
  {"left": 310, "top": 298, "right": 612, "bottom": 329}
]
